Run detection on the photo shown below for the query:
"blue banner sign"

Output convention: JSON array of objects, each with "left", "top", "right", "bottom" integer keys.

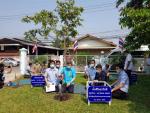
[
  {"left": 88, "top": 86, "right": 112, "bottom": 103},
  {"left": 31, "top": 75, "right": 45, "bottom": 87}
]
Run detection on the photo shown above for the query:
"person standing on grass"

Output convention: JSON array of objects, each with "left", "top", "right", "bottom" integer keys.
[
  {"left": 87, "top": 60, "right": 96, "bottom": 81},
  {"left": 41, "top": 61, "right": 47, "bottom": 74},
  {"left": 111, "top": 64, "right": 129, "bottom": 99},
  {"left": 145, "top": 54, "right": 150, "bottom": 74},
  {"left": 124, "top": 50, "right": 133, "bottom": 81},
  {"left": 84, "top": 61, "right": 90, "bottom": 79},
  {"left": 103, "top": 64, "right": 110, "bottom": 81},
  {"left": 55, "top": 60, "right": 63, "bottom": 73},
  {"left": 55, "top": 60, "right": 63, "bottom": 85},
  {"left": 32, "top": 62, "right": 42, "bottom": 74},
  {"left": 61, "top": 62, "right": 76, "bottom": 93},
  {"left": 25, "top": 62, "right": 33, "bottom": 77}
]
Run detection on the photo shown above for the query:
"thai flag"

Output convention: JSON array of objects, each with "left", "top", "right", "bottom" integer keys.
[
  {"left": 118, "top": 38, "right": 124, "bottom": 49},
  {"left": 73, "top": 40, "right": 78, "bottom": 52},
  {"left": 32, "top": 43, "right": 37, "bottom": 53}
]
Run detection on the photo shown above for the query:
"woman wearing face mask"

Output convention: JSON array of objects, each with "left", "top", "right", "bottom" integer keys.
[
  {"left": 61, "top": 62, "right": 76, "bottom": 93},
  {"left": 44, "top": 60, "right": 59, "bottom": 91},
  {"left": 111, "top": 64, "right": 129, "bottom": 99}
]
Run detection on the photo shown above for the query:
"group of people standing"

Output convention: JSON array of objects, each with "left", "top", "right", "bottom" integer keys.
[
  {"left": 84, "top": 60, "right": 109, "bottom": 82},
  {"left": 26, "top": 60, "right": 76, "bottom": 93}
]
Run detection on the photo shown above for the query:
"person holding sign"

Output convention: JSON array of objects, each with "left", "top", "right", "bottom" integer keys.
[
  {"left": 111, "top": 64, "right": 129, "bottom": 99},
  {"left": 61, "top": 62, "right": 76, "bottom": 93},
  {"left": 93, "top": 64, "right": 107, "bottom": 86},
  {"left": 124, "top": 50, "right": 133, "bottom": 81},
  {"left": 95, "top": 64, "right": 107, "bottom": 81},
  {"left": 44, "top": 60, "right": 59, "bottom": 92}
]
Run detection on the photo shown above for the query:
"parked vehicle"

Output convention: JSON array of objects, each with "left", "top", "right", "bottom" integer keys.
[
  {"left": 106, "top": 47, "right": 147, "bottom": 71},
  {"left": 2, "top": 58, "right": 19, "bottom": 67}
]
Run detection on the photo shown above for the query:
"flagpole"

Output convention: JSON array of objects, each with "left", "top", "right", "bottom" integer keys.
[
  {"left": 36, "top": 46, "right": 38, "bottom": 58},
  {"left": 73, "top": 40, "right": 78, "bottom": 66}
]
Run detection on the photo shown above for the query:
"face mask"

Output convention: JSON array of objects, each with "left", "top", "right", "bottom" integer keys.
[
  {"left": 96, "top": 70, "right": 99, "bottom": 73},
  {"left": 96, "top": 69, "right": 101, "bottom": 73},
  {"left": 50, "top": 64, "right": 55, "bottom": 68},
  {"left": 56, "top": 65, "right": 60, "bottom": 68},
  {"left": 116, "top": 69, "right": 120, "bottom": 74},
  {"left": 90, "top": 64, "right": 94, "bottom": 68},
  {"left": 67, "top": 66, "right": 71, "bottom": 69}
]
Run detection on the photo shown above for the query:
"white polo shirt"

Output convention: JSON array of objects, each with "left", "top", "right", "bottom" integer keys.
[
  {"left": 124, "top": 53, "right": 133, "bottom": 70},
  {"left": 44, "top": 68, "right": 58, "bottom": 85},
  {"left": 146, "top": 58, "right": 150, "bottom": 66}
]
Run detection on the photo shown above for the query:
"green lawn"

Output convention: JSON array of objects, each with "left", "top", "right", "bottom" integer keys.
[{"left": 0, "top": 74, "right": 150, "bottom": 113}]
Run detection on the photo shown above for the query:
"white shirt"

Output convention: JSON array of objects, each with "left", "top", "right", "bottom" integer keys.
[
  {"left": 146, "top": 58, "right": 150, "bottom": 66},
  {"left": 116, "top": 70, "right": 129, "bottom": 93},
  {"left": 124, "top": 53, "right": 133, "bottom": 70},
  {"left": 44, "top": 68, "right": 58, "bottom": 85}
]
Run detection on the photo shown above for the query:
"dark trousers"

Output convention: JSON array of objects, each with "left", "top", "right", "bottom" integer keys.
[
  {"left": 62, "top": 84, "right": 74, "bottom": 93},
  {"left": 112, "top": 89, "right": 128, "bottom": 99},
  {"left": 126, "top": 70, "right": 132, "bottom": 79},
  {"left": 126, "top": 70, "right": 132, "bottom": 85},
  {"left": 0, "top": 81, "right": 4, "bottom": 89}
]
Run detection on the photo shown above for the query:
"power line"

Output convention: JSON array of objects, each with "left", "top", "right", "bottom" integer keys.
[
  {"left": 0, "top": 13, "right": 34, "bottom": 18},
  {"left": 83, "top": 8, "right": 117, "bottom": 13},
  {"left": 84, "top": 1, "right": 115, "bottom": 8},
  {"left": 78, "top": 29, "right": 129, "bottom": 36},
  {"left": 0, "top": 2, "right": 117, "bottom": 20}
]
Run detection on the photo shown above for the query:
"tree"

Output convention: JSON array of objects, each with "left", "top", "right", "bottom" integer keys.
[
  {"left": 55, "top": 0, "right": 83, "bottom": 53},
  {"left": 116, "top": 0, "right": 150, "bottom": 50},
  {"left": 22, "top": 10, "right": 58, "bottom": 40},
  {"left": 22, "top": 0, "right": 84, "bottom": 54}
]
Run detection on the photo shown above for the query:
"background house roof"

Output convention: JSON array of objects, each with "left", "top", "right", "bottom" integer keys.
[
  {"left": 76, "top": 34, "right": 116, "bottom": 47},
  {"left": 0, "top": 38, "right": 63, "bottom": 50},
  {"left": 68, "top": 34, "right": 117, "bottom": 50}
]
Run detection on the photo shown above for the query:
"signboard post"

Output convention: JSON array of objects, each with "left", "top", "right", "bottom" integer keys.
[
  {"left": 31, "top": 75, "right": 45, "bottom": 87},
  {"left": 87, "top": 81, "right": 112, "bottom": 106}
]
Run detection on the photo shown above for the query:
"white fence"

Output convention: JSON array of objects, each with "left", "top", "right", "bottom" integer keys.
[{"left": 27, "top": 55, "right": 145, "bottom": 72}]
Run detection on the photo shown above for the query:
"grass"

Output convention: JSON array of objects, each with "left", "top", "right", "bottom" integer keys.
[{"left": 0, "top": 74, "right": 150, "bottom": 113}]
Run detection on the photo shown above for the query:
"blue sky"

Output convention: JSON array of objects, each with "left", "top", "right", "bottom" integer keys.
[{"left": 0, "top": 0, "right": 128, "bottom": 41}]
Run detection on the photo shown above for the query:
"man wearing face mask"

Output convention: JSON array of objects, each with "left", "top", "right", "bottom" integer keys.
[
  {"left": 87, "top": 60, "right": 96, "bottom": 81},
  {"left": 61, "top": 62, "right": 76, "bottom": 93},
  {"left": 55, "top": 60, "right": 63, "bottom": 85},
  {"left": 55, "top": 60, "right": 63, "bottom": 73},
  {"left": 111, "top": 64, "right": 129, "bottom": 99},
  {"left": 44, "top": 60, "right": 59, "bottom": 91}
]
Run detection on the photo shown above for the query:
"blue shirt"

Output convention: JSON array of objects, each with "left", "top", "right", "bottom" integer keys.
[
  {"left": 87, "top": 67, "right": 96, "bottom": 81},
  {"left": 116, "top": 70, "right": 129, "bottom": 93},
  {"left": 62, "top": 67, "right": 76, "bottom": 84}
]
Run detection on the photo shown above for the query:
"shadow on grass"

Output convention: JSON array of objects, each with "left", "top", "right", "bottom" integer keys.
[{"left": 128, "top": 75, "right": 150, "bottom": 113}]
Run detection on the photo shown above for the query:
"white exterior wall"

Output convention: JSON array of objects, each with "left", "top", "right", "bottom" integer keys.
[{"left": 78, "top": 38, "right": 114, "bottom": 49}]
